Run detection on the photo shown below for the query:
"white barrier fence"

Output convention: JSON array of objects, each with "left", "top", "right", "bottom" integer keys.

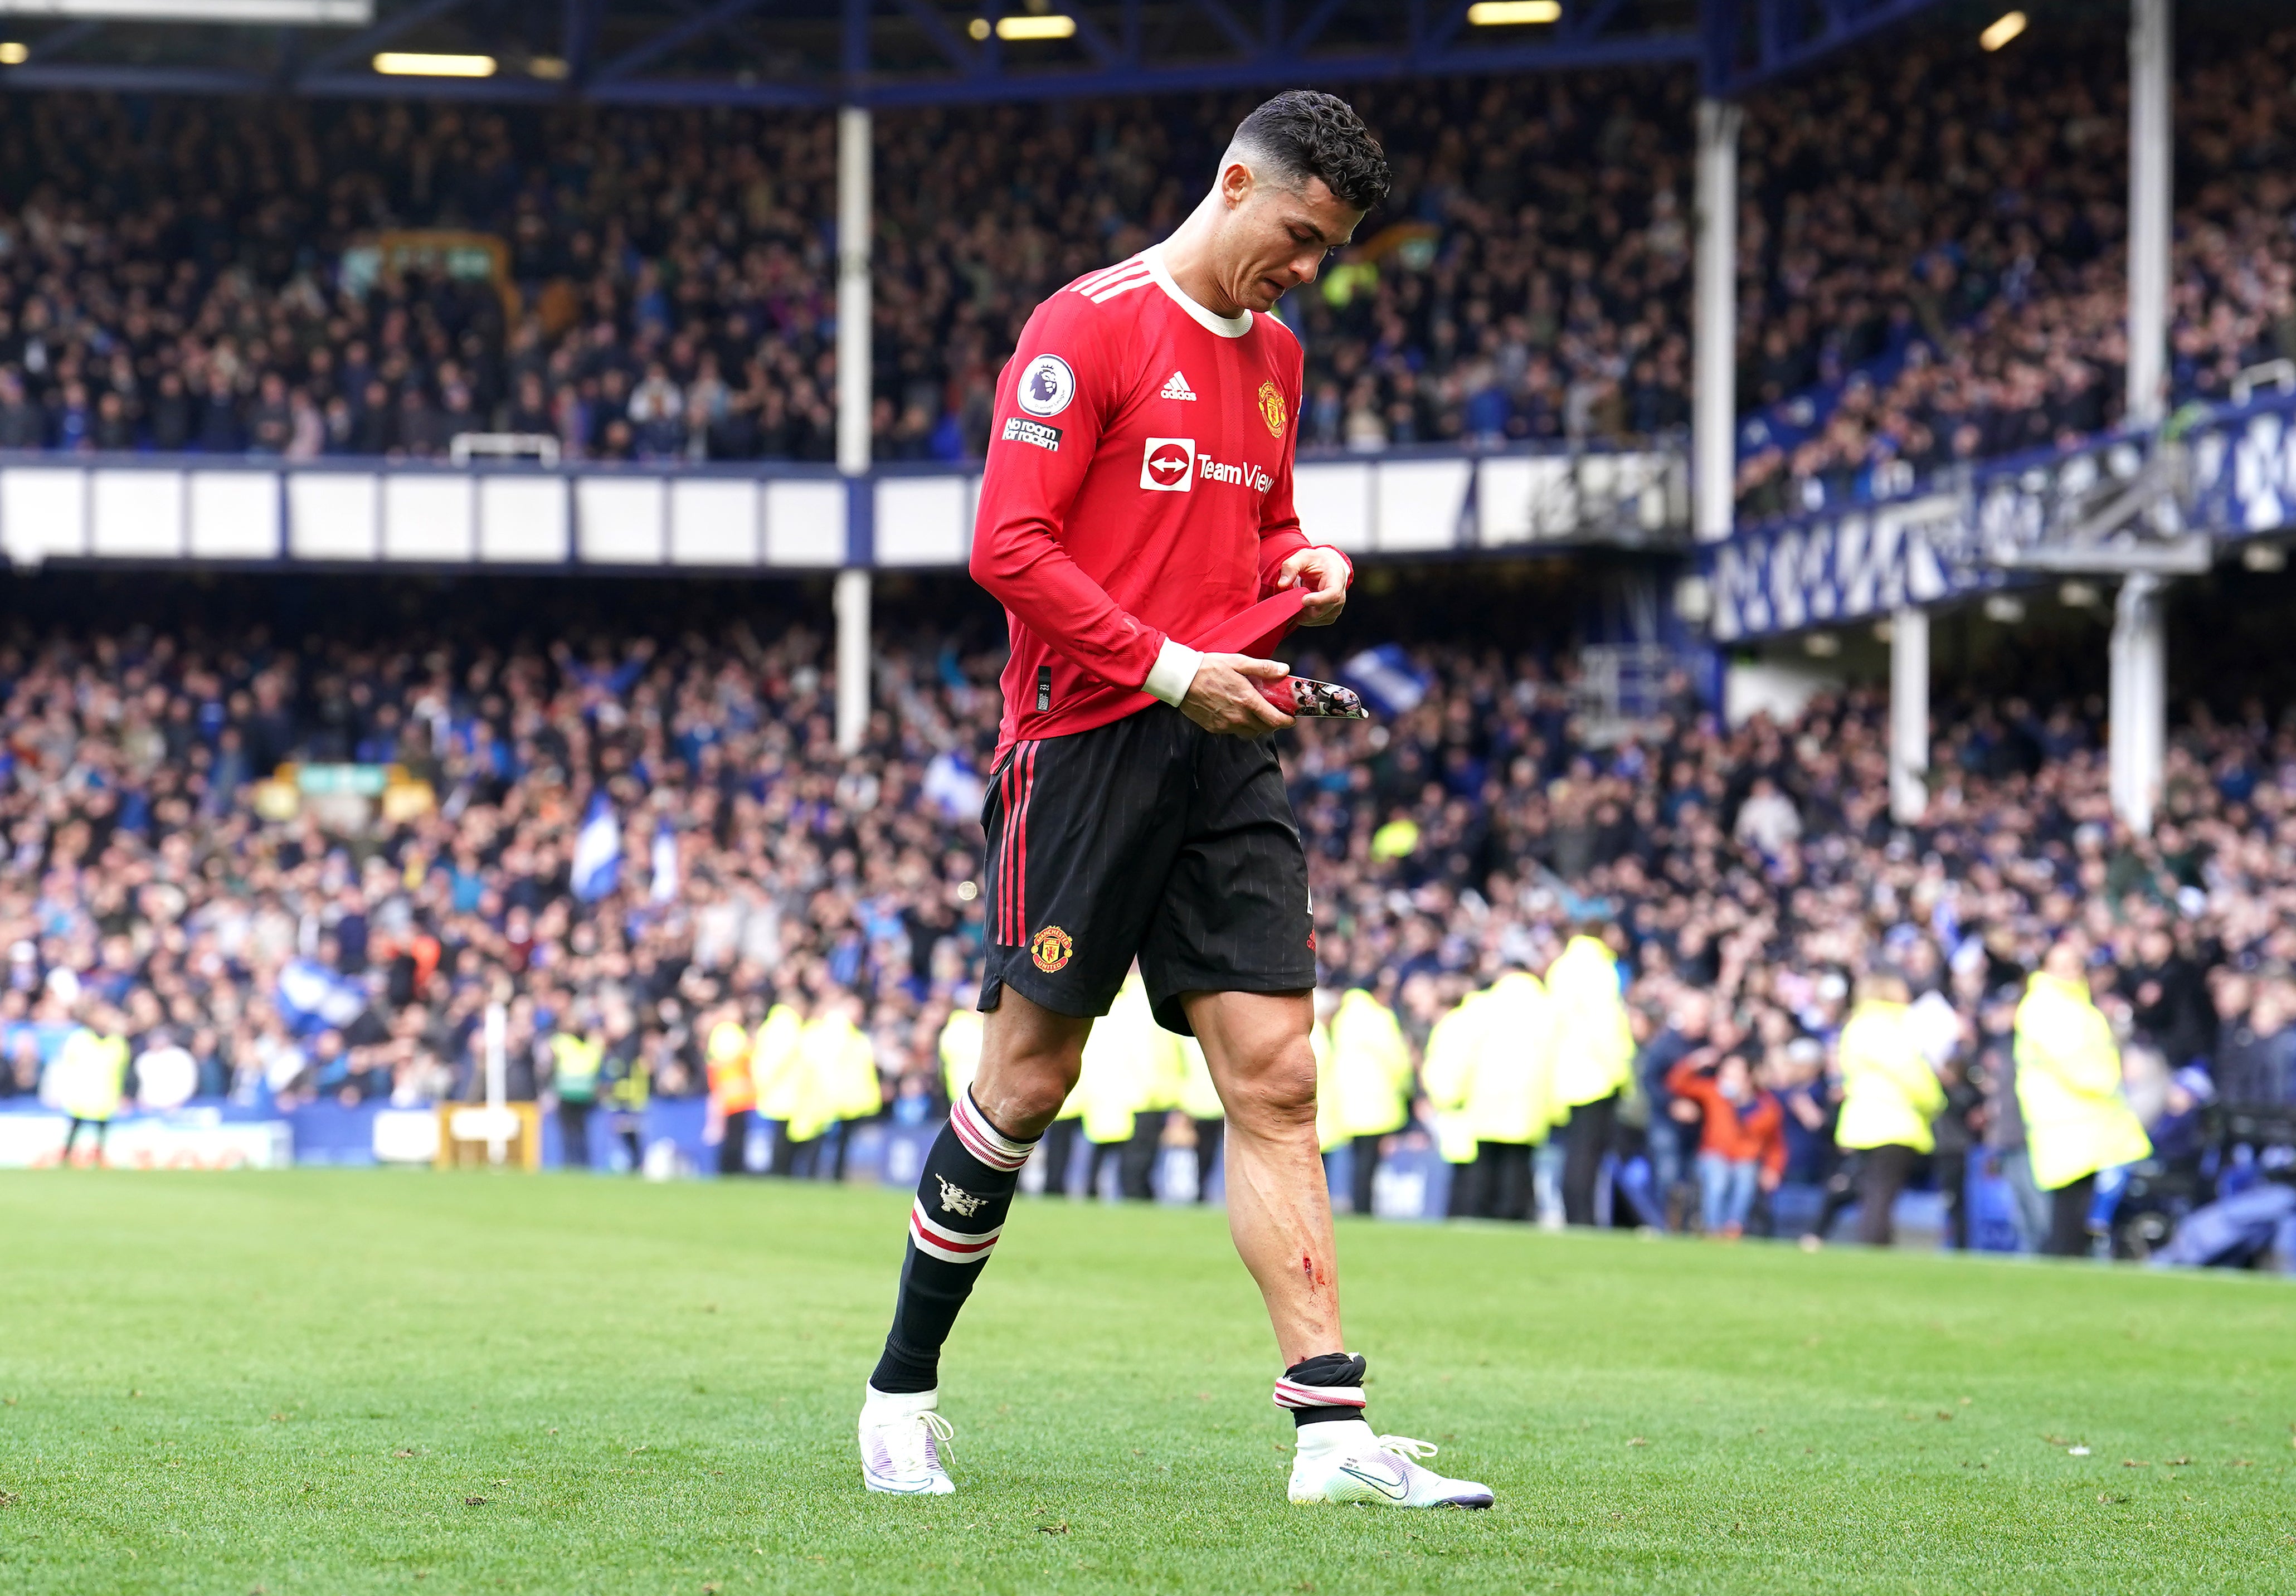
[{"left": 0, "top": 448, "right": 1686, "bottom": 573}]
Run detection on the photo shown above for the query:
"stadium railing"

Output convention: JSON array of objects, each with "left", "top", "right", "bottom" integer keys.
[{"left": 0, "top": 440, "right": 1687, "bottom": 575}]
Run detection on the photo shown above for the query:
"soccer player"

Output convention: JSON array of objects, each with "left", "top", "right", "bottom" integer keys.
[{"left": 857, "top": 90, "right": 1491, "bottom": 1510}]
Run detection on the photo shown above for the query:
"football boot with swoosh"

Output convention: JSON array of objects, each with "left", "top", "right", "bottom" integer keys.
[{"left": 1287, "top": 1424, "right": 1494, "bottom": 1509}]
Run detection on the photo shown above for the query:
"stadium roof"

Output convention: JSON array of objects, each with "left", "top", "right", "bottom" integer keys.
[
  {"left": 0, "top": 0, "right": 1966, "bottom": 107},
  {"left": 0, "top": 0, "right": 1709, "bottom": 107}
]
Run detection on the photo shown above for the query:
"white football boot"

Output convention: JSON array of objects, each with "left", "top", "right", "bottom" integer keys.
[
  {"left": 858, "top": 1385, "right": 956, "bottom": 1496},
  {"left": 1286, "top": 1419, "right": 1494, "bottom": 1508}
]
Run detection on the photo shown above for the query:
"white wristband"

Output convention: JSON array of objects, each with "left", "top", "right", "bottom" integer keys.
[{"left": 1141, "top": 638, "right": 1203, "bottom": 706}]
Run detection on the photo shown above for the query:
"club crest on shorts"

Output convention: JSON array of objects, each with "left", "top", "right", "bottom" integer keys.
[
  {"left": 935, "top": 1174, "right": 985, "bottom": 1218},
  {"left": 1257, "top": 379, "right": 1286, "bottom": 439},
  {"left": 1030, "top": 924, "right": 1074, "bottom": 973}
]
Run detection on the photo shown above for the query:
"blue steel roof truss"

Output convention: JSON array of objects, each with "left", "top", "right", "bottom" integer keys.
[{"left": 1700, "top": 0, "right": 1955, "bottom": 97}]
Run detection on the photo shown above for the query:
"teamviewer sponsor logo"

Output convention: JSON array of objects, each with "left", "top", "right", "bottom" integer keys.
[{"left": 1141, "top": 436, "right": 1195, "bottom": 492}]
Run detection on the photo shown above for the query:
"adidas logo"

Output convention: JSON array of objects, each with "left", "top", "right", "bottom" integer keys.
[{"left": 1159, "top": 369, "right": 1197, "bottom": 401}]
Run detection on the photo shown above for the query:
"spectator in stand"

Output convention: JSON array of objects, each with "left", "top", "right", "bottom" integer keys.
[
  {"left": 3, "top": 576, "right": 2296, "bottom": 1259},
  {"left": 1665, "top": 1044, "right": 1785, "bottom": 1238}
]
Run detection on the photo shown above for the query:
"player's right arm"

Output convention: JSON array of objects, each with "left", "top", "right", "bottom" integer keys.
[{"left": 968, "top": 292, "right": 1288, "bottom": 736}]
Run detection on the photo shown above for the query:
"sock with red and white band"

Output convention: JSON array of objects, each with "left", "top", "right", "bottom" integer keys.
[
  {"left": 869, "top": 1089, "right": 1039, "bottom": 1395},
  {"left": 1274, "top": 1351, "right": 1370, "bottom": 1430}
]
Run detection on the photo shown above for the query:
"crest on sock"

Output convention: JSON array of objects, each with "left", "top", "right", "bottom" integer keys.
[{"left": 936, "top": 1174, "right": 986, "bottom": 1218}]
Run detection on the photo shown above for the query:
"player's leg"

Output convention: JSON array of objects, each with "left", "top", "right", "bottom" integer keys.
[
  {"left": 860, "top": 990, "right": 1083, "bottom": 1495},
  {"left": 1149, "top": 729, "right": 1488, "bottom": 1509},
  {"left": 862, "top": 716, "right": 1181, "bottom": 1495},
  {"left": 1183, "top": 989, "right": 1335, "bottom": 1359},
  {"left": 1186, "top": 987, "right": 1490, "bottom": 1509}
]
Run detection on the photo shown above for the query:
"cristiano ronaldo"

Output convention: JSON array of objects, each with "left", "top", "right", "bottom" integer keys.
[{"left": 856, "top": 89, "right": 1491, "bottom": 1510}]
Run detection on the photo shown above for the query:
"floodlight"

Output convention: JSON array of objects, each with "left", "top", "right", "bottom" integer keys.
[
  {"left": 0, "top": 2, "right": 372, "bottom": 20},
  {"left": 1979, "top": 11, "right": 2027, "bottom": 51},
  {"left": 1468, "top": 2, "right": 1563, "bottom": 24},
  {"left": 995, "top": 15, "right": 1076, "bottom": 41},
  {"left": 373, "top": 51, "right": 497, "bottom": 78}
]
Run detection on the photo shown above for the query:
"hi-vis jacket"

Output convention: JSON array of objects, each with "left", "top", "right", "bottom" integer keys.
[
  {"left": 1075, "top": 972, "right": 1173, "bottom": 1145},
  {"left": 1174, "top": 1033, "right": 1223, "bottom": 1122},
  {"left": 784, "top": 1011, "right": 882, "bottom": 1143},
  {"left": 549, "top": 1031, "right": 604, "bottom": 1104},
  {"left": 1546, "top": 936, "right": 1635, "bottom": 1109},
  {"left": 938, "top": 1007, "right": 984, "bottom": 1106},
  {"left": 2013, "top": 971, "right": 2152, "bottom": 1191},
  {"left": 1835, "top": 998, "right": 1946, "bottom": 1154},
  {"left": 751, "top": 1003, "right": 805, "bottom": 1121},
  {"left": 1422, "top": 971, "right": 1561, "bottom": 1157},
  {"left": 1326, "top": 988, "right": 1415, "bottom": 1140},
  {"left": 51, "top": 1027, "right": 128, "bottom": 1122}
]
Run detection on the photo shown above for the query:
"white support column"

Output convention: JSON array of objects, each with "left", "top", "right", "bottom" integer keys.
[
  {"left": 834, "top": 103, "right": 873, "bottom": 755},
  {"left": 2110, "top": 573, "right": 2167, "bottom": 834},
  {"left": 483, "top": 999, "right": 508, "bottom": 1167},
  {"left": 1692, "top": 96, "right": 1742, "bottom": 544},
  {"left": 2113, "top": 1, "right": 2174, "bottom": 834},
  {"left": 2126, "top": 0, "right": 2172, "bottom": 428},
  {"left": 1888, "top": 606, "right": 1929, "bottom": 825}
]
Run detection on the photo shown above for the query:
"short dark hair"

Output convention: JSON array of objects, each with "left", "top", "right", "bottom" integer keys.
[{"left": 1230, "top": 90, "right": 1390, "bottom": 213}]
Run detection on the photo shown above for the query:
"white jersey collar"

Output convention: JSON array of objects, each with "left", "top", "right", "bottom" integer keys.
[{"left": 1144, "top": 244, "right": 1252, "bottom": 339}]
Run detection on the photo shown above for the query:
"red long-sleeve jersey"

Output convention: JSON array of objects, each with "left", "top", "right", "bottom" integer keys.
[{"left": 969, "top": 246, "right": 1327, "bottom": 762}]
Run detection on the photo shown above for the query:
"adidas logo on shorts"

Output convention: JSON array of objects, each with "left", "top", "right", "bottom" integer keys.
[{"left": 1159, "top": 369, "right": 1196, "bottom": 401}]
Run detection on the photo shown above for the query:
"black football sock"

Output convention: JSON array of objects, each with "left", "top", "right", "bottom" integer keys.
[
  {"left": 869, "top": 1089, "right": 1039, "bottom": 1395},
  {"left": 1273, "top": 1351, "right": 1369, "bottom": 1428}
]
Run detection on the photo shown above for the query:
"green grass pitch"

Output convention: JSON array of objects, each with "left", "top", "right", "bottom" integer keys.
[{"left": 1, "top": 1170, "right": 2290, "bottom": 1594}]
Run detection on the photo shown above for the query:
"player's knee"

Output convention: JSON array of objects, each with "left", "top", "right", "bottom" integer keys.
[
  {"left": 972, "top": 1049, "right": 1080, "bottom": 1137},
  {"left": 1224, "top": 1045, "right": 1317, "bottom": 1132}
]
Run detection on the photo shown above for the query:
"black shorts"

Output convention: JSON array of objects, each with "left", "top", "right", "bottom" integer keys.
[{"left": 979, "top": 704, "right": 1315, "bottom": 1036}]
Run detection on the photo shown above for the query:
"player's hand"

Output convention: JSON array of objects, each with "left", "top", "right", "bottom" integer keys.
[
  {"left": 1274, "top": 546, "right": 1350, "bottom": 627},
  {"left": 1180, "top": 654, "right": 1295, "bottom": 737}
]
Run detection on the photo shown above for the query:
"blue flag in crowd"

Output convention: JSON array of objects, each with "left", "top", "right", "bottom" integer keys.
[
  {"left": 1340, "top": 645, "right": 1431, "bottom": 717},
  {"left": 650, "top": 817, "right": 680, "bottom": 904},
  {"left": 571, "top": 794, "right": 621, "bottom": 903},
  {"left": 275, "top": 956, "right": 366, "bottom": 1038}
]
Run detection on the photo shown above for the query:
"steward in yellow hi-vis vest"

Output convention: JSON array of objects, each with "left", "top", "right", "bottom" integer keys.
[
  {"left": 1831, "top": 972, "right": 1945, "bottom": 1246},
  {"left": 752, "top": 996, "right": 806, "bottom": 1127},
  {"left": 549, "top": 1019, "right": 606, "bottom": 1169},
  {"left": 1546, "top": 930, "right": 1634, "bottom": 1226},
  {"left": 1325, "top": 976, "right": 1415, "bottom": 1217},
  {"left": 1174, "top": 1031, "right": 1225, "bottom": 1203},
  {"left": 1548, "top": 934, "right": 1633, "bottom": 1109},
  {"left": 940, "top": 1005, "right": 985, "bottom": 1107},
  {"left": 54, "top": 1014, "right": 128, "bottom": 1165},
  {"left": 1077, "top": 970, "right": 1177, "bottom": 1200},
  {"left": 1423, "top": 967, "right": 1556, "bottom": 1220},
  {"left": 2015, "top": 940, "right": 2151, "bottom": 1257}
]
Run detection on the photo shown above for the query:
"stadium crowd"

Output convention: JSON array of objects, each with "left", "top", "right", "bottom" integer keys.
[
  {"left": 0, "top": 12, "right": 2279, "bottom": 512},
  {"left": 4, "top": 609, "right": 2289, "bottom": 1257}
]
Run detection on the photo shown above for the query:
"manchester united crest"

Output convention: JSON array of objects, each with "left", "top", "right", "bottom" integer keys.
[
  {"left": 1257, "top": 379, "right": 1287, "bottom": 439},
  {"left": 1030, "top": 924, "right": 1074, "bottom": 973}
]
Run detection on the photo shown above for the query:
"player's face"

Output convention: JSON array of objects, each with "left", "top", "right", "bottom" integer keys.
[{"left": 1220, "top": 167, "right": 1365, "bottom": 313}]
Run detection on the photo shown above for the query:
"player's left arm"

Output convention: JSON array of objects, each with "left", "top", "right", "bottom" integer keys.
[{"left": 1255, "top": 346, "right": 1350, "bottom": 627}]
